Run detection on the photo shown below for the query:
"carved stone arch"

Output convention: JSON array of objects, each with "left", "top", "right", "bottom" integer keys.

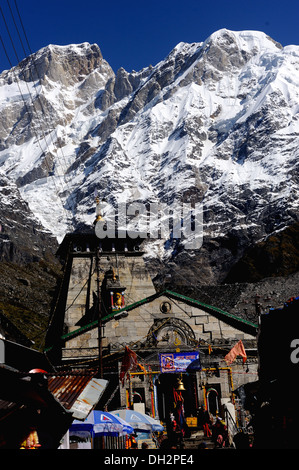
[{"left": 146, "top": 317, "right": 196, "bottom": 348}]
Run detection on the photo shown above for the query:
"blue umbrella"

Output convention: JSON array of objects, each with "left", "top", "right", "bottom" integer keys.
[
  {"left": 70, "top": 410, "right": 134, "bottom": 436},
  {"left": 111, "top": 409, "right": 164, "bottom": 433}
]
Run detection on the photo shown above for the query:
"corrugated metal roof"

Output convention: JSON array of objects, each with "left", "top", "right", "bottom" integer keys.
[
  {"left": 0, "top": 369, "right": 108, "bottom": 424},
  {"left": 47, "top": 371, "right": 108, "bottom": 420},
  {"left": 48, "top": 373, "right": 92, "bottom": 410},
  {"left": 0, "top": 366, "right": 67, "bottom": 424}
]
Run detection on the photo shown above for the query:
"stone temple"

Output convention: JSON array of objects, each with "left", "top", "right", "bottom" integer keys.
[{"left": 45, "top": 200, "right": 258, "bottom": 435}]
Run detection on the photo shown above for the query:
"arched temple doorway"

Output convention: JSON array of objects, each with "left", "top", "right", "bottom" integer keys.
[
  {"left": 206, "top": 386, "right": 220, "bottom": 416},
  {"left": 155, "top": 373, "right": 198, "bottom": 436}
]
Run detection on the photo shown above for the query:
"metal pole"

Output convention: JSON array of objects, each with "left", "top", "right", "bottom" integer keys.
[{"left": 96, "top": 245, "right": 103, "bottom": 378}]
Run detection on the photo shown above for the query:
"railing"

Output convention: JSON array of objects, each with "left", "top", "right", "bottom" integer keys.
[{"left": 224, "top": 406, "right": 240, "bottom": 437}]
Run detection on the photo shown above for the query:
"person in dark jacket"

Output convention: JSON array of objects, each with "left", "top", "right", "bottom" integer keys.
[{"left": 197, "top": 406, "right": 212, "bottom": 437}]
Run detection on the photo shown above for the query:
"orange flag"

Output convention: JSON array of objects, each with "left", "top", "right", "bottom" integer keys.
[
  {"left": 224, "top": 340, "right": 247, "bottom": 365},
  {"left": 137, "top": 363, "right": 147, "bottom": 375}
]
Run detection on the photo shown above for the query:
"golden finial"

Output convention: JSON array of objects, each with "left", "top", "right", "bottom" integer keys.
[{"left": 94, "top": 194, "right": 104, "bottom": 225}]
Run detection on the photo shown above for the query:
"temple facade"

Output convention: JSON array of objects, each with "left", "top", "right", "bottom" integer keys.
[{"left": 45, "top": 219, "right": 258, "bottom": 433}]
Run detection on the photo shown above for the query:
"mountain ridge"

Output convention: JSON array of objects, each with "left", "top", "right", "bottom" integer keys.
[
  {"left": 0, "top": 29, "right": 299, "bottom": 346},
  {"left": 1, "top": 30, "right": 298, "bottom": 264}
]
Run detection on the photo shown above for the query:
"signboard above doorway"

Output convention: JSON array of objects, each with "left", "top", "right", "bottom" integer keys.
[{"left": 159, "top": 352, "right": 200, "bottom": 373}]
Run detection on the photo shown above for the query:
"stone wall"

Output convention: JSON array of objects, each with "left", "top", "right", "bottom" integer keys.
[
  {"left": 61, "top": 249, "right": 258, "bottom": 421},
  {"left": 62, "top": 251, "right": 157, "bottom": 359}
]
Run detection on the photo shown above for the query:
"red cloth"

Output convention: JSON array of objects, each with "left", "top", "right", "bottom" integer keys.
[
  {"left": 203, "top": 423, "right": 212, "bottom": 437},
  {"left": 224, "top": 340, "right": 247, "bottom": 365},
  {"left": 120, "top": 346, "right": 138, "bottom": 386}
]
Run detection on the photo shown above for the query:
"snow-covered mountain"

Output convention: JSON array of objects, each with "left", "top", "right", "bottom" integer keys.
[{"left": 1, "top": 29, "right": 299, "bottom": 284}]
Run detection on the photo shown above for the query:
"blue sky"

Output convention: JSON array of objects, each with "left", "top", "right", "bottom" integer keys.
[{"left": 0, "top": 0, "right": 299, "bottom": 74}]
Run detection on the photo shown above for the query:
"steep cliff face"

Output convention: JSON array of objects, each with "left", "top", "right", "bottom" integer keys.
[
  {"left": 0, "top": 170, "right": 60, "bottom": 349},
  {"left": 0, "top": 29, "right": 299, "bottom": 290},
  {"left": 0, "top": 171, "right": 57, "bottom": 262}
]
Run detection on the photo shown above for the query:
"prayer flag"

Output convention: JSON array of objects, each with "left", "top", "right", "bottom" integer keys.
[
  {"left": 137, "top": 363, "right": 147, "bottom": 375},
  {"left": 224, "top": 340, "right": 247, "bottom": 365},
  {"left": 120, "top": 346, "right": 138, "bottom": 386}
]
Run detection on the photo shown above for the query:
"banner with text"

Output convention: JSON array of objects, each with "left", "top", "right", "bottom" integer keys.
[{"left": 159, "top": 352, "right": 200, "bottom": 373}]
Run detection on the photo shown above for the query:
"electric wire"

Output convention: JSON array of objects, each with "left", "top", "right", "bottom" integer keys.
[
  {"left": 0, "top": 9, "right": 255, "bottom": 376},
  {"left": 11, "top": 0, "right": 74, "bottom": 185},
  {"left": 0, "top": 34, "right": 53, "bottom": 180},
  {"left": 44, "top": 245, "right": 253, "bottom": 371},
  {"left": 31, "top": 264, "right": 97, "bottom": 344},
  {"left": 0, "top": 7, "right": 70, "bottom": 227},
  {"left": 13, "top": 2, "right": 72, "bottom": 184}
]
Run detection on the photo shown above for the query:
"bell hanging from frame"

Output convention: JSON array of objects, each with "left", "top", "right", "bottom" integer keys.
[{"left": 175, "top": 377, "right": 185, "bottom": 391}]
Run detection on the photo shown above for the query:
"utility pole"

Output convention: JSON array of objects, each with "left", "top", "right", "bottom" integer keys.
[
  {"left": 96, "top": 243, "right": 103, "bottom": 378},
  {"left": 94, "top": 194, "right": 104, "bottom": 379}
]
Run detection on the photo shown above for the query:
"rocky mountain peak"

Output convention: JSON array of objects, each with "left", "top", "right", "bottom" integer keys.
[
  {"left": 2, "top": 42, "right": 108, "bottom": 85},
  {"left": 0, "top": 29, "right": 298, "bottom": 286}
]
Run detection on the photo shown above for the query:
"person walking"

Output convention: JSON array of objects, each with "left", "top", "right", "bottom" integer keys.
[
  {"left": 212, "top": 418, "right": 228, "bottom": 448},
  {"left": 198, "top": 406, "right": 212, "bottom": 437}
]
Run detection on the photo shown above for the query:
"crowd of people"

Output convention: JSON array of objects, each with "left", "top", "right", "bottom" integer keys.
[
  {"left": 197, "top": 405, "right": 229, "bottom": 448},
  {"left": 126, "top": 405, "right": 251, "bottom": 449}
]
